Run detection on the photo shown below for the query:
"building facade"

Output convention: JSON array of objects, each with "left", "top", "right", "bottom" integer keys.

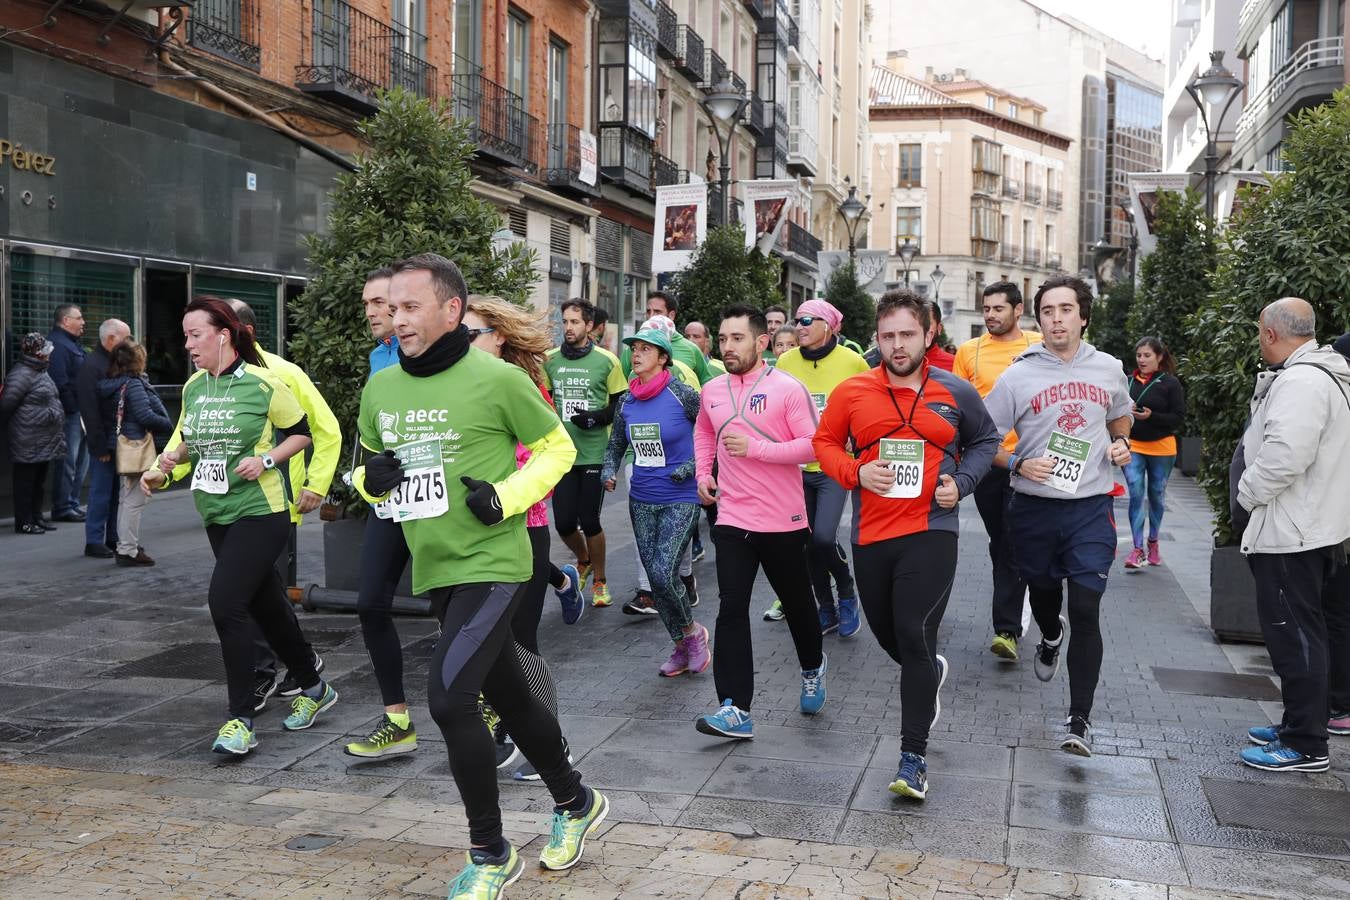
[
  {"left": 1163, "top": 0, "right": 1244, "bottom": 176},
  {"left": 869, "top": 57, "right": 1073, "bottom": 342}
]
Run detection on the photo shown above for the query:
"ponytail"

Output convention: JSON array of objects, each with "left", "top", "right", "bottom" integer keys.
[{"left": 186, "top": 296, "right": 262, "bottom": 366}]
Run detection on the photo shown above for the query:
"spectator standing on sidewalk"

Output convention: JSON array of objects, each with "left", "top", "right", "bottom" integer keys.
[
  {"left": 77, "top": 318, "right": 131, "bottom": 558},
  {"left": 1122, "top": 337, "right": 1186, "bottom": 570},
  {"left": 97, "top": 341, "right": 172, "bottom": 565},
  {"left": 46, "top": 304, "right": 88, "bottom": 523},
  {"left": 2, "top": 334, "right": 67, "bottom": 534},
  {"left": 1235, "top": 298, "right": 1350, "bottom": 774}
]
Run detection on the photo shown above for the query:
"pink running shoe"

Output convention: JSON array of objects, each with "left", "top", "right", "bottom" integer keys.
[
  {"left": 685, "top": 623, "right": 712, "bottom": 674},
  {"left": 1124, "top": 547, "right": 1146, "bottom": 570},
  {"left": 1329, "top": 712, "right": 1350, "bottom": 735},
  {"left": 1147, "top": 540, "right": 1162, "bottom": 566},
  {"left": 659, "top": 639, "right": 689, "bottom": 678}
]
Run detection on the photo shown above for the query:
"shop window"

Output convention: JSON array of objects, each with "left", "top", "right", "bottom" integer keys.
[
  {"left": 194, "top": 272, "right": 280, "bottom": 355},
  {"left": 6, "top": 252, "right": 135, "bottom": 374}
]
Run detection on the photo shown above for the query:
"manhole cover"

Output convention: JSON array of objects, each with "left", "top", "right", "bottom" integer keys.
[
  {"left": 285, "top": 834, "right": 340, "bottom": 851},
  {"left": 1151, "top": 667, "right": 1281, "bottom": 701},
  {"left": 103, "top": 643, "right": 225, "bottom": 680},
  {"left": 0, "top": 721, "right": 79, "bottom": 744},
  {"left": 1203, "top": 777, "right": 1350, "bottom": 839}
]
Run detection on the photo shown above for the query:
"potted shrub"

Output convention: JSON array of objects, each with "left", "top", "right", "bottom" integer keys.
[
  {"left": 1186, "top": 88, "right": 1350, "bottom": 641},
  {"left": 289, "top": 88, "right": 538, "bottom": 591}
]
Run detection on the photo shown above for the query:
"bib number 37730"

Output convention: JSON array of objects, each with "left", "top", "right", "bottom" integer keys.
[
  {"left": 1045, "top": 431, "right": 1092, "bottom": 495},
  {"left": 191, "top": 457, "right": 229, "bottom": 495},
  {"left": 388, "top": 438, "right": 448, "bottom": 522},
  {"left": 878, "top": 438, "right": 924, "bottom": 499}
]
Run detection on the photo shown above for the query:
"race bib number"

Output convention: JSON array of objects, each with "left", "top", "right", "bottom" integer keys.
[
  {"left": 879, "top": 439, "right": 924, "bottom": 499},
  {"left": 561, "top": 397, "right": 588, "bottom": 421},
  {"left": 630, "top": 423, "right": 666, "bottom": 468},
  {"left": 388, "top": 438, "right": 448, "bottom": 522},
  {"left": 373, "top": 496, "right": 395, "bottom": 520},
  {"left": 811, "top": 392, "right": 827, "bottom": 413},
  {"left": 191, "top": 457, "right": 229, "bottom": 495},
  {"left": 1045, "top": 431, "right": 1091, "bottom": 495}
]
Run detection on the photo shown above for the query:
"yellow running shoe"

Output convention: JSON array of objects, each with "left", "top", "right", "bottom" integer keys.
[
  {"left": 576, "top": 560, "right": 593, "bottom": 590},
  {"left": 447, "top": 846, "right": 522, "bottom": 898},
  {"left": 591, "top": 580, "right": 612, "bottom": 607},
  {"left": 540, "top": 789, "right": 609, "bottom": 870}
]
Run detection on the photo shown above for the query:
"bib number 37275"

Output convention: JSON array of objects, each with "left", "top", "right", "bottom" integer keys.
[
  {"left": 879, "top": 438, "right": 924, "bottom": 499},
  {"left": 629, "top": 423, "right": 666, "bottom": 468},
  {"left": 388, "top": 438, "right": 448, "bottom": 522},
  {"left": 191, "top": 458, "right": 229, "bottom": 495},
  {"left": 1045, "top": 431, "right": 1092, "bottom": 495}
]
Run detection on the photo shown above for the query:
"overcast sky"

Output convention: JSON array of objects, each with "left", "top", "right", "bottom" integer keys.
[{"left": 1032, "top": 0, "right": 1173, "bottom": 60}]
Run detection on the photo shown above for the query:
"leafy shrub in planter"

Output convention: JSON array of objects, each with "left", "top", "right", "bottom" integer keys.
[
  {"left": 821, "top": 261, "right": 878, "bottom": 347},
  {"left": 1186, "top": 87, "right": 1350, "bottom": 545},
  {"left": 668, "top": 225, "right": 783, "bottom": 339},
  {"left": 1129, "top": 188, "right": 1212, "bottom": 383}
]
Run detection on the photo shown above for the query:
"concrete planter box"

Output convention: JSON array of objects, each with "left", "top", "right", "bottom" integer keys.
[
  {"left": 1210, "top": 542, "right": 1263, "bottom": 643},
  {"left": 323, "top": 515, "right": 414, "bottom": 596},
  {"left": 1177, "top": 435, "right": 1201, "bottom": 476}
]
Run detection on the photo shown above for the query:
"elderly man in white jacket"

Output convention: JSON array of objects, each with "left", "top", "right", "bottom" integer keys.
[{"left": 1232, "top": 297, "right": 1350, "bottom": 774}]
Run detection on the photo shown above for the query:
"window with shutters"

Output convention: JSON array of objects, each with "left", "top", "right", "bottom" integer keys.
[
  {"left": 628, "top": 229, "right": 652, "bottom": 279},
  {"left": 549, "top": 219, "right": 571, "bottom": 257},
  {"left": 508, "top": 207, "right": 528, "bottom": 238},
  {"left": 596, "top": 218, "right": 624, "bottom": 271}
]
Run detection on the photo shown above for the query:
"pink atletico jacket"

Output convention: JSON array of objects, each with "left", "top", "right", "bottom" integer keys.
[{"left": 695, "top": 363, "right": 819, "bottom": 533}]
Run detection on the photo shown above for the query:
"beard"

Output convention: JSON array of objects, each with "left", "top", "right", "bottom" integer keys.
[
  {"left": 986, "top": 317, "right": 1015, "bottom": 336},
  {"left": 884, "top": 353, "right": 922, "bottom": 378},
  {"left": 723, "top": 351, "right": 756, "bottom": 375}
]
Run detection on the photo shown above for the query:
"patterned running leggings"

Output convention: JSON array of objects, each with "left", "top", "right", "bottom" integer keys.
[{"left": 629, "top": 499, "right": 700, "bottom": 642}]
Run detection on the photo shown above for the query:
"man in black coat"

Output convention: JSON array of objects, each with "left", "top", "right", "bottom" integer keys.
[
  {"left": 46, "top": 304, "right": 88, "bottom": 522},
  {"left": 77, "top": 318, "right": 130, "bottom": 559}
]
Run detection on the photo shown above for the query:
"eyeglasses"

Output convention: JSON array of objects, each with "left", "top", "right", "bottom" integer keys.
[
  {"left": 794, "top": 316, "right": 819, "bottom": 327},
  {"left": 466, "top": 327, "right": 496, "bottom": 339}
]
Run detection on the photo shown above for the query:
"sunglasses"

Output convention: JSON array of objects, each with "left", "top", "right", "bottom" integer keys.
[
  {"left": 466, "top": 327, "right": 496, "bottom": 339},
  {"left": 794, "top": 316, "right": 820, "bottom": 327}
]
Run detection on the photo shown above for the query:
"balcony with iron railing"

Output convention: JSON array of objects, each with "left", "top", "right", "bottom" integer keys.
[
  {"left": 676, "top": 25, "right": 706, "bottom": 83},
  {"left": 1001, "top": 179, "right": 1020, "bottom": 200},
  {"left": 1047, "top": 188, "right": 1063, "bottom": 209},
  {"left": 999, "top": 244, "right": 1021, "bottom": 265},
  {"left": 707, "top": 50, "right": 727, "bottom": 89},
  {"left": 188, "top": 0, "right": 261, "bottom": 70},
  {"left": 446, "top": 62, "right": 529, "bottom": 168},
  {"left": 788, "top": 16, "right": 799, "bottom": 50},
  {"left": 1024, "top": 184, "right": 1043, "bottom": 204},
  {"left": 600, "top": 125, "right": 655, "bottom": 198},
  {"left": 296, "top": 0, "right": 437, "bottom": 112},
  {"left": 1047, "top": 251, "right": 1063, "bottom": 270},
  {"left": 745, "top": 94, "right": 766, "bottom": 136},
  {"left": 652, "top": 151, "right": 680, "bottom": 187},
  {"left": 543, "top": 122, "right": 602, "bottom": 198},
  {"left": 1235, "top": 36, "right": 1345, "bottom": 136},
  {"left": 784, "top": 220, "right": 821, "bottom": 263},
  {"left": 731, "top": 71, "right": 747, "bottom": 96},
  {"left": 1025, "top": 247, "right": 1042, "bottom": 267},
  {"left": 656, "top": 0, "right": 678, "bottom": 59}
]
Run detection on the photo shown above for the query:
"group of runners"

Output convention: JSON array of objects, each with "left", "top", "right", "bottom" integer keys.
[{"left": 148, "top": 252, "right": 1144, "bottom": 897}]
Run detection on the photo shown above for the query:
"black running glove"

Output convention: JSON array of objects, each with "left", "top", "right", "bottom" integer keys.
[
  {"left": 364, "top": 450, "right": 405, "bottom": 495},
  {"left": 569, "top": 409, "right": 605, "bottom": 430},
  {"left": 460, "top": 476, "right": 504, "bottom": 526}
]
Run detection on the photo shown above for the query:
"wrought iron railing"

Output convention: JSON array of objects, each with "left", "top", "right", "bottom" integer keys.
[
  {"left": 1025, "top": 247, "right": 1042, "bottom": 266},
  {"left": 1047, "top": 251, "right": 1063, "bottom": 270},
  {"left": 544, "top": 122, "right": 600, "bottom": 195},
  {"left": 746, "top": 94, "right": 765, "bottom": 135},
  {"left": 1002, "top": 179, "right": 1020, "bottom": 199},
  {"left": 731, "top": 71, "right": 746, "bottom": 96},
  {"left": 676, "top": 25, "right": 705, "bottom": 82},
  {"left": 600, "top": 125, "right": 654, "bottom": 196},
  {"left": 653, "top": 151, "right": 680, "bottom": 187},
  {"left": 707, "top": 50, "right": 727, "bottom": 88},
  {"left": 1000, "top": 244, "right": 1021, "bottom": 264},
  {"left": 656, "top": 0, "right": 678, "bottom": 59},
  {"left": 788, "top": 15, "right": 799, "bottom": 50},
  {"left": 1047, "top": 188, "right": 1063, "bottom": 209},
  {"left": 1025, "top": 184, "right": 1043, "bottom": 204},
  {"left": 447, "top": 69, "right": 528, "bottom": 166},
  {"left": 786, "top": 220, "right": 821, "bottom": 261},
  {"left": 188, "top": 0, "right": 261, "bottom": 69},
  {"left": 296, "top": 0, "right": 437, "bottom": 104}
]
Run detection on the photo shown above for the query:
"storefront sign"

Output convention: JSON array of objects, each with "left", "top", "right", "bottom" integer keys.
[
  {"left": 578, "top": 130, "right": 598, "bottom": 186},
  {"left": 549, "top": 255, "right": 574, "bottom": 281},
  {"left": 0, "top": 140, "right": 56, "bottom": 175}
]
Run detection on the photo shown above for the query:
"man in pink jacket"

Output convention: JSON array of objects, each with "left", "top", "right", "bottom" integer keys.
[{"left": 693, "top": 305, "right": 827, "bottom": 740}]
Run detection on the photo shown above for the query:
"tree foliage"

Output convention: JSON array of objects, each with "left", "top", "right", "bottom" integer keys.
[
  {"left": 1186, "top": 87, "right": 1350, "bottom": 543},
  {"left": 669, "top": 224, "right": 783, "bottom": 341},
  {"left": 822, "top": 261, "right": 877, "bottom": 346},
  {"left": 1088, "top": 279, "right": 1134, "bottom": 371},
  {"left": 289, "top": 88, "right": 538, "bottom": 510},
  {"left": 1128, "top": 189, "right": 1212, "bottom": 385}
]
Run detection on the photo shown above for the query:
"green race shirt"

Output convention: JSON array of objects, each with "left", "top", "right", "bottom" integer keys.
[
  {"left": 359, "top": 348, "right": 560, "bottom": 593},
  {"left": 542, "top": 344, "right": 627, "bottom": 465},
  {"left": 169, "top": 362, "right": 305, "bottom": 526}
]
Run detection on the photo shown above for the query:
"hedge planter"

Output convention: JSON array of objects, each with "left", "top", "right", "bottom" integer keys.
[
  {"left": 1210, "top": 541, "right": 1263, "bottom": 643},
  {"left": 1177, "top": 435, "right": 1201, "bottom": 476}
]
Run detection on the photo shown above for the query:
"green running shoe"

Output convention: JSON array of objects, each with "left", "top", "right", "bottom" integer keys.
[
  {"left": 447, "top": 846, "right": 523, "bottom": 899},
  {"left": 762, "top": 598, "right": 785, "bottom": 621},
  {"left": 282, "top": 683, "right": 338, "bottom": 731},
  {"left": 212, "top": 718, "right": 257, "bottom": 756},
  {"left": 344, "top": 713, "right": 418, "bottom": 758},
  {"left": 539, "top": 788, "right": 609, "bottom": 871},
  {"left": 480, "top": 695, "right": 501, "bottom": 735}
]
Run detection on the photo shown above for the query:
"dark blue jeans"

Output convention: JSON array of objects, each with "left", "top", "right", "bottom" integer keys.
[
  {"left": 85, "top": 455, "right": 119, "bottom": 547},
  {"left": 1123, "top": 453, "right": 1174, "bottom": 549},
  {"left": 52, "top": 412, "right": 88, "bottom": 515}
]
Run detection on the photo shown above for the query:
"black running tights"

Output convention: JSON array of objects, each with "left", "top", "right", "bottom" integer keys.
[
  {"left": 357, "top": 511, "right": 412, "bottom": 707},
  {"left": 206, "top": 513, "right": 319, "bottom": 719},
  {"left": 426, "top": 581, "right": 581, "bottom": 846},
  {"left": 1028, "top": 580, "right": 1103, "bottom": 721}
]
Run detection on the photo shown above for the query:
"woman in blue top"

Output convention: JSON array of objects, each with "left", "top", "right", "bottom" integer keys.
[{"left": 602, "top": 328, "right": 709, "bottom": 678}]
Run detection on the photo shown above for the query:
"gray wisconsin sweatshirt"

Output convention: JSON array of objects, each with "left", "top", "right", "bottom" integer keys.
[{"left": 984, "top": 341, "right": 1134, "bottom": 500}]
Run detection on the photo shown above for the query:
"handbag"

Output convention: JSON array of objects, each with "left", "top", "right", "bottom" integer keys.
[{"left": 115, "top": 382, "right": 157, "bottom": 475}]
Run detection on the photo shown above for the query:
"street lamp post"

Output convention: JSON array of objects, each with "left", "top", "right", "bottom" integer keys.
[
  {"left": 929, "top": 265, "right": 945, "bottom": 302},
  {"left": 836, "top": 176, "right": 870, "bottom": 272},
  {"left": 700, "top": 79, "right": 749, "bottom": 229},
  {"left": 1185, "top": 50, "right": 1244, "bottom": 221},
  {"left": 896, "top": 237, "right": 919, "bottom": 286},
  {"left": 1117, "top": 198, "right": 1139, "bottom": 291}
]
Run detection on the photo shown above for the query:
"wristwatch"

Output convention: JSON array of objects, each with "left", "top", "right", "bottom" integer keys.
[
  {"left": 261, "top": 454, "right": 276, "bottom": 471},
  {"left": 1111, "top": 436, "right": 1130, "bottom": 449}
]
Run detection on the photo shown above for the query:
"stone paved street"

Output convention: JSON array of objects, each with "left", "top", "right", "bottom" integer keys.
[{"left": 3, "top": 478, "right": 1350, "bottom": 898}]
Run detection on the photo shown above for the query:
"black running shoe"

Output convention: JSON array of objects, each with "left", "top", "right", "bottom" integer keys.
[
  {"left": 277, "top": 651, "right": 324, "bottom": 697},
  {"left": 251, "top": 672, "right": 278, "bottom": 713},
  {"left": 1060, "top": 715, "right": 1092, "bottom": 757}
]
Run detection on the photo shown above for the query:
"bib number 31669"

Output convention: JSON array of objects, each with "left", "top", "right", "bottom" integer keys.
[
  {"left": 389, "top": 438, "right": 448, "bottom": 522},
  {"left": 1045, "top": 431, "right": 1092, "bottom": 495},
  {"left": 878, "top": 438, "right": 924, "bottom": 499}
]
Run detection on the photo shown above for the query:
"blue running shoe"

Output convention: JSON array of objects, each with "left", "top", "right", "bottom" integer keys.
[
  {"left": 696, "top": 698, "right": 753, "bottom": 739},
  {"left": 283, "top": 683, "right": 338, "bottom": 731},
  {"left": 818, "top": 605, "right": 839, "bottom": 636},
  {"left": 800, "top": 652, "right": 828, "bottom": 716},
  {"left": 837, "top": 595, "right": 861, "bottom": 638},
  {"left": 1240, "top": 740, "right": 1329, "bottom": 772},
  {"left": 888, "top": 751, "right": 928, "bottom": 800},
  {"left": 1248, "top": 724, "right": 1280, "bottom": 746},
  {"left": 691, "top": 536, "right": 706, "bottom": 563},
  {"left": 212, "top": 719, "right": 257, "bottom": 756},
  {"left": 556, "top": 564, "right": 584, "bottom": 625}
]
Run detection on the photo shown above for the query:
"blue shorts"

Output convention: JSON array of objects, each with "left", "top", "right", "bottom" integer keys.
[{"left": 1005, "top": 492, "right": 1117, "bottom": 594}]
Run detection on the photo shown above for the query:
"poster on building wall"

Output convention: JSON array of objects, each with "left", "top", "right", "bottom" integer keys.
[
  {"left": 1220, "top": 171, "right": 1271, "bottom": 223},
  {"left": 818, "top": 250, "right": 889, "bottom": 295},
  {"left": 652, "top": 182, "right": 707, "bottom": 273},
  {"left": 578, "top": 131, "right": 598, "bottom": 186},
  {"left": 741, "top": 179, "right": 796, "bottom": 253},
  {"left": 1126, "top": 173, "right": 1191, "bottom": 255}
]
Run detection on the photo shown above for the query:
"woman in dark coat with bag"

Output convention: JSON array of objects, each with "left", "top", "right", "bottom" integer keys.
[
  {"left": 98, "top": 340, "right": 172, "bottom": 565},
  {"left": 1, "top": 333, "right": 67, "bottom": 534}
]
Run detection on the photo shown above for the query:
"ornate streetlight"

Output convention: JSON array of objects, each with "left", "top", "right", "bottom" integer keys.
[
  {"left": 836, "top": 175, "right": 870, "bottom": 272},
  {"left": 896, "top": 237, "right": 919, "bottom": 286},
  {"left": 1185, "top": 50, "right": 1245, "bottom": 221},
  {"left": 700, "top": 79, "right": 749, "bottom": 228}
]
